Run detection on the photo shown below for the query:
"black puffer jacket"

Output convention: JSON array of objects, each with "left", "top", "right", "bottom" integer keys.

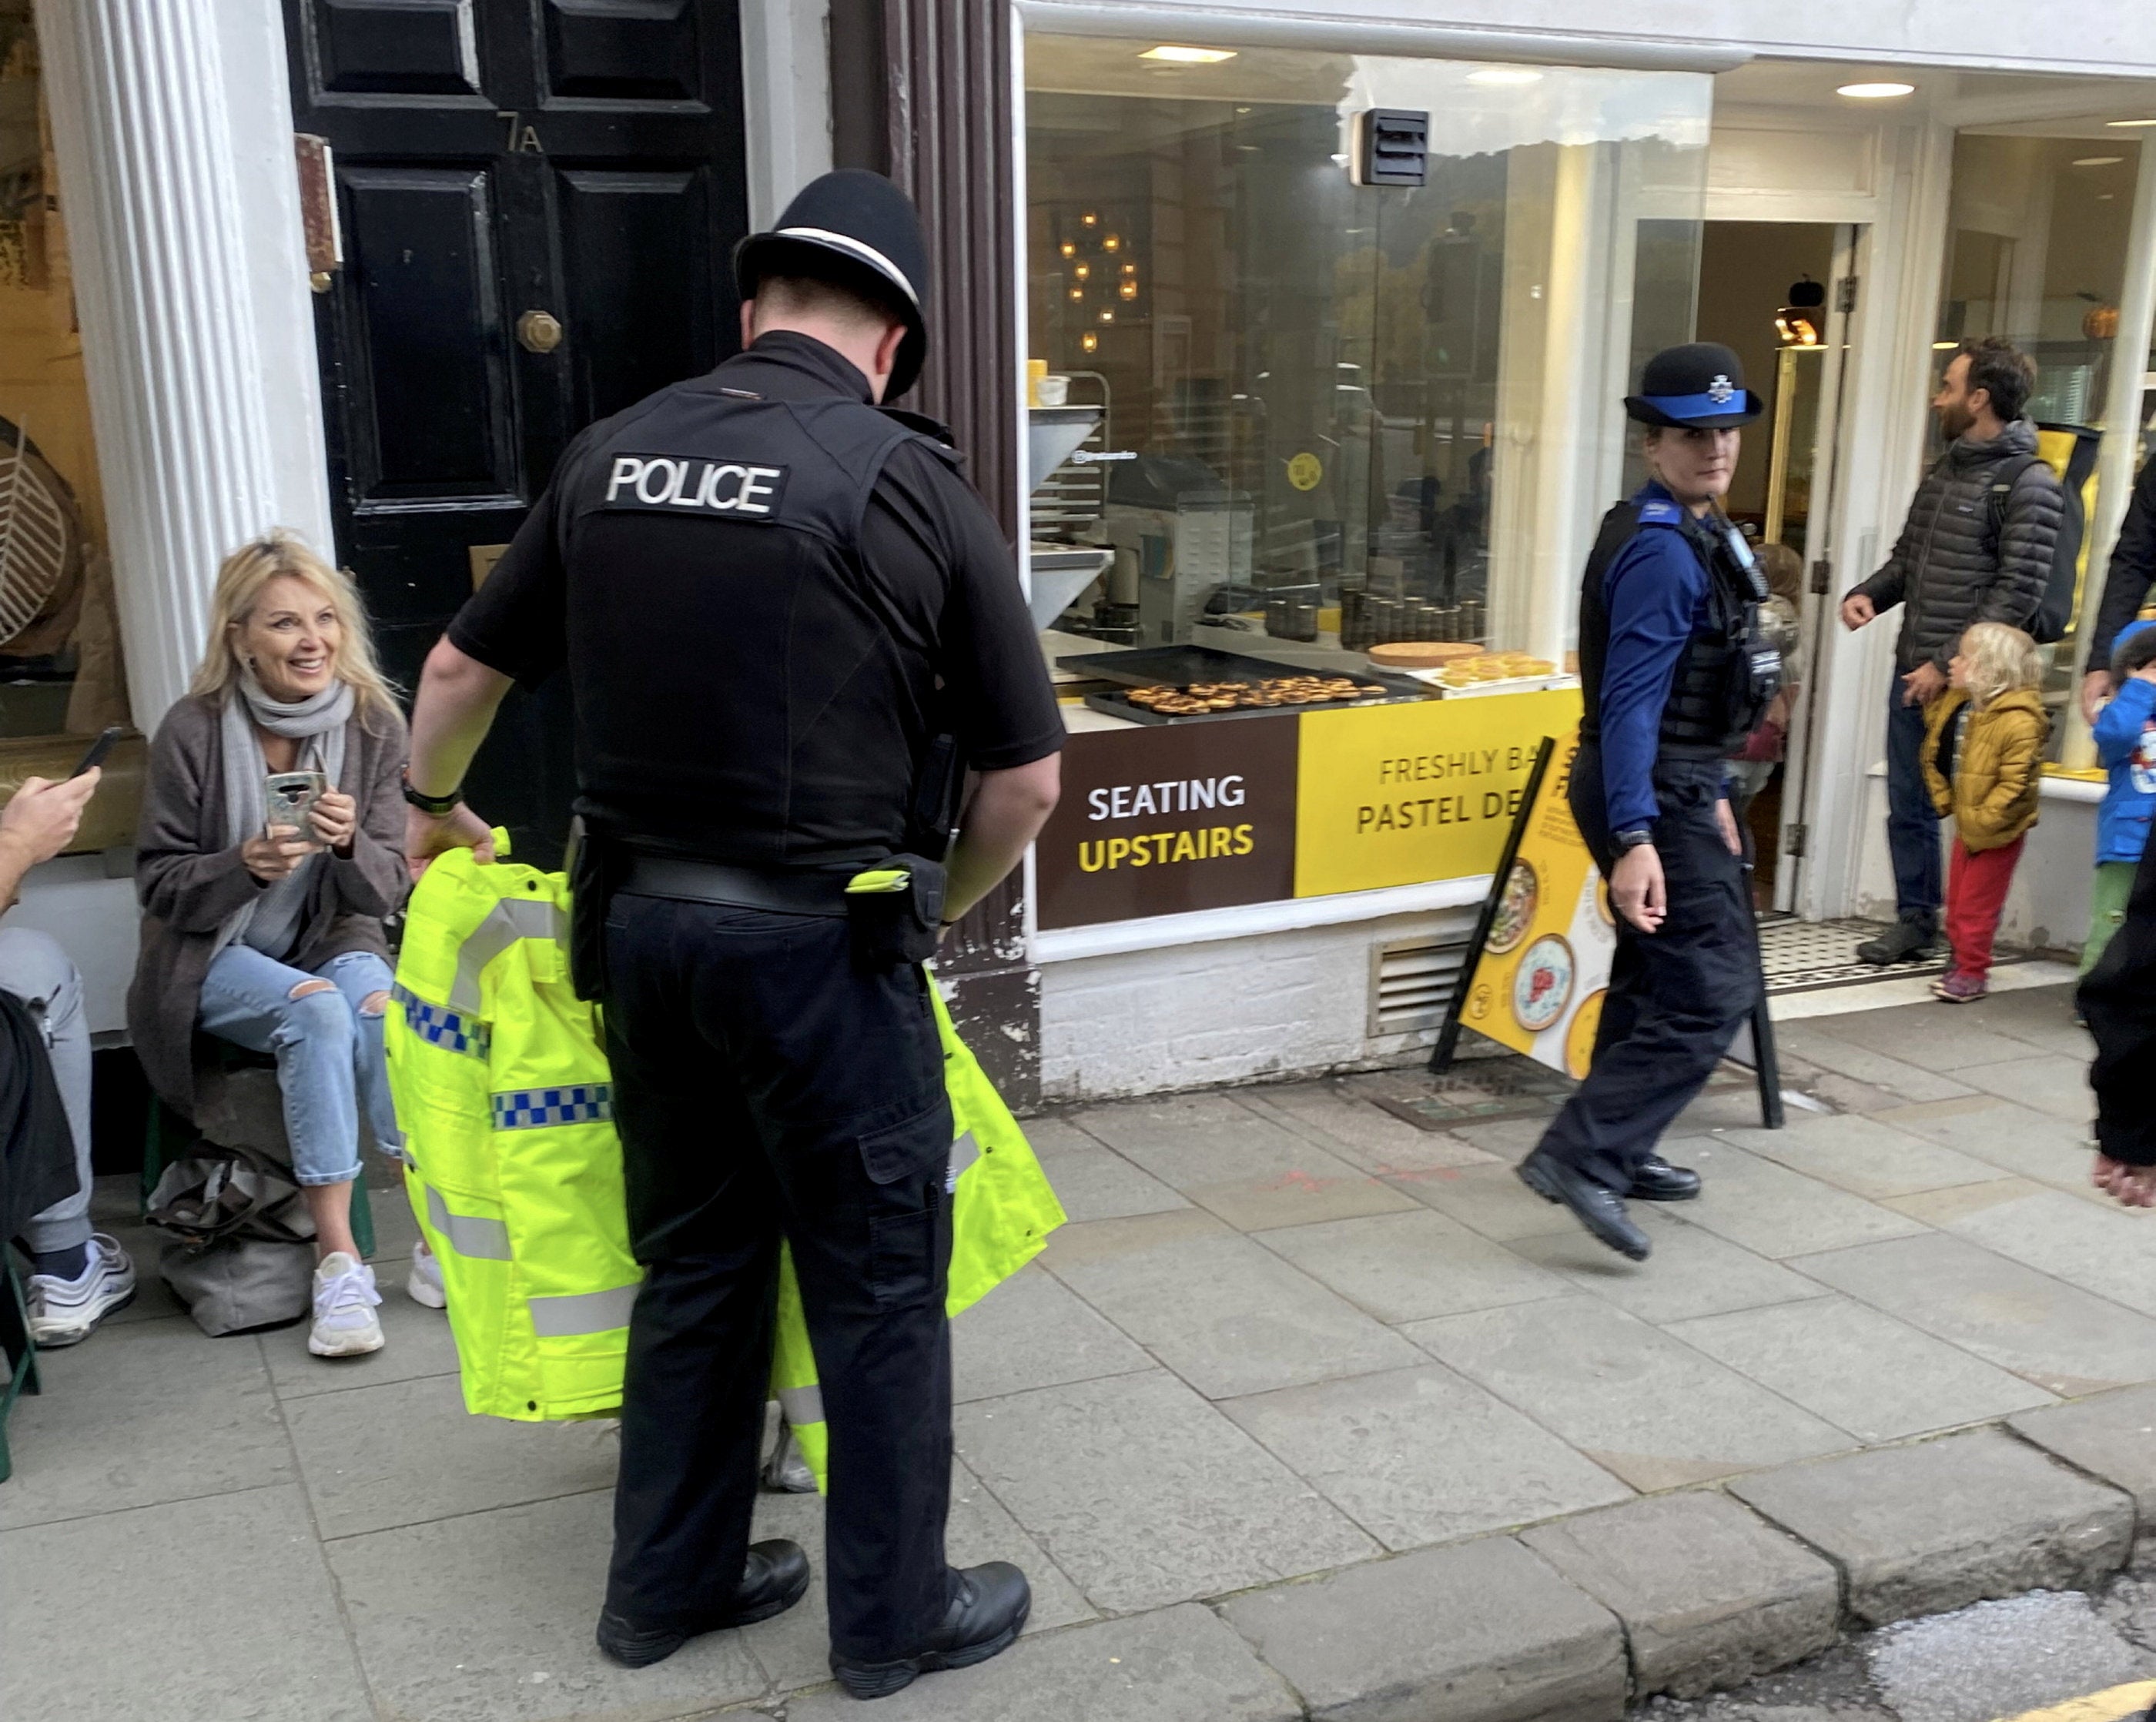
[{"left": 1852, "top": 420, "right": 2063, "bottom": 672}]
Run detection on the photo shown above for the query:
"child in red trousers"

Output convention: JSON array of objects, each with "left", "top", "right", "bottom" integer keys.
[{"left": 1919, "top": 622, "right": 2049, "bottom": 1002}]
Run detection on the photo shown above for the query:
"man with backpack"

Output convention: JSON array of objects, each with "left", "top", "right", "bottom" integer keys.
[{"left": 1841, "top": 336, "right": 2064, "bottom": 965}]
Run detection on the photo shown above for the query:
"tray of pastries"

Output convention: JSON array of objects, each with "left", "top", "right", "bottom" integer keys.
[
  {"left": 1405, "top": 651, "right": 1568, "bottom": 697},
  {"left": 1086, "top": 671, "right": 1418, "bottom": 724}
]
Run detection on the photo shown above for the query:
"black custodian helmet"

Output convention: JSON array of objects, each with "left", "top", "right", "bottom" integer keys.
[
  {"left": 734, "top": 169, "right": 931, "bottom": 399},
  {"left": 1624, "top": 342, "right": 1763, "bottom": 429}
]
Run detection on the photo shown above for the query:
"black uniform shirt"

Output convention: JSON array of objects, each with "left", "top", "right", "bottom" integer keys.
[{"left": 449, "top": 332, "right": 1063, "bottom": 865}]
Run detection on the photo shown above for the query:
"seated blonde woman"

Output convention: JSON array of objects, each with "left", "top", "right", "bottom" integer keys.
[{"left": 129, "top": 532, "right": 430, "bottom": 1357}]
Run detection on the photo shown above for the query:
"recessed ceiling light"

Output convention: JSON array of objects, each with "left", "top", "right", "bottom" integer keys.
[
  {"left": 1139, "top": 44, "right": 1235, "bottom": 63},
  {"left": 2105, "top": 118, "right": 2156, "bottom": 128},
  {"left": 1467, "top": 67, "right": 1545, "bottom": 86},
  {"left": 1837, "top": 82, "right": 1917, "bottom": 99},
  {"left": 2074, "top": 155, "right": 2127, "bottom": 167}
]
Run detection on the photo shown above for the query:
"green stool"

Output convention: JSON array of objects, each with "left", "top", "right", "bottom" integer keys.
[
  {"left": 0, "top": 1257, "right": 41, "bottom": 1486},
  {"left": 141, "top": 1057, "right": 376, "bottom": 1261}
]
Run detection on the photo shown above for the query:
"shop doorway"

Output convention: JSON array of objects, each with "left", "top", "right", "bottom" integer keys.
[
  {"left": 1695, "top": 219, "right": 1861, "bottom": 909},
  {"left": 283, "top": 0, "right": 749, "bottom": 864}
]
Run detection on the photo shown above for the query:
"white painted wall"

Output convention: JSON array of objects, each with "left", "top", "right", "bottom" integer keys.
[
  {"left": 739, "top": 0, "right": 835, "bottom": 230},
  {"left": 1038, "top": 906, "right": 1476, "bottom": 1103}
]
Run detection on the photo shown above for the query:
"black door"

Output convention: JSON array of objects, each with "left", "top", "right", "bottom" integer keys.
[{"left": 284, "top": 0, "right": 748, "bottom": 864}]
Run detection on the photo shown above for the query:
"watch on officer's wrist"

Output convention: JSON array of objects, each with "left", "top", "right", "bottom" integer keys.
[
  {"left": 1612, "top": 828, "right": 1656, "bottom": 854},
  {"left": 400, "top": 770, "right": 463, "bottom": 818}
]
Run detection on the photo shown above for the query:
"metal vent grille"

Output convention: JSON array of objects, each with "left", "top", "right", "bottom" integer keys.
[{"left": 1368, "top": 937, "right": 1468, "bottom": 1037}]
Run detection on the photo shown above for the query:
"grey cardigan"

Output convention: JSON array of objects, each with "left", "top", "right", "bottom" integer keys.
[{"left": 129, "top": 691, "right": 410, "bottom": 1122}]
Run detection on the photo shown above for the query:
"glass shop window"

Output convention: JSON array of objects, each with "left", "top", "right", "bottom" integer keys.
[
  {"left": 1937, "top": 132, "right": 2150, "bottom": 755},
  {"left": 1023, "top": 35, "right": 1710, "bottom": 670}
]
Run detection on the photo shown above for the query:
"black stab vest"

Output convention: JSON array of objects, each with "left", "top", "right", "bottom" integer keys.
[
  {"left": 1577, "top": 499, "right": 1780, "bottom": 761},
  {"left": 557, "top": 383, "right": 957, "bottom": 867}
]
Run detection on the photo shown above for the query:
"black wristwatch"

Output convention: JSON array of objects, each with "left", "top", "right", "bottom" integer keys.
[
  {"left": 1612, "top": 828, "right": 1656, "bottom": 854},
  {"left": 400, "top": 769, "right": 462, "bottom": 818}
]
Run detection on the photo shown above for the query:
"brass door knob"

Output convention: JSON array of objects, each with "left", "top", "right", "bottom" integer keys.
[{"left": 517, "top": 309, "right": 564, "bottom": 353}]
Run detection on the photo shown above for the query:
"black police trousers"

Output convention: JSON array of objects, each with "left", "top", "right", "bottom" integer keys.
[
  {"left": 1533, "top": 746, "right": 1760, "bottom": 1193},
  {"left": 599, "top": 891, "right": 956, "bottom": 1662}
]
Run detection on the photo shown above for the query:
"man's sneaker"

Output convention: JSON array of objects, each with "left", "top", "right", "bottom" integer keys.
[
  {"left": 406, "top": 1239, "right": 447, "bottom": 1309},
  {"left": 1856, "top": 920, "right": 1939, "bottom": 965},
  {"left": 25, "top": 1234, "right": 136, "bottom": 1347},
  {"left": 1935, "top": 970, "right": 1988, "bottom": 1003},
  {"left": 309, "top": 1252, "right": 385, "bottom": 1356}
]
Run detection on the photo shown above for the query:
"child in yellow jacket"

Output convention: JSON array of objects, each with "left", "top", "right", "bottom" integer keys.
[{"left": 1920, "top": 622, "right": 2049, "bottom": 1002}]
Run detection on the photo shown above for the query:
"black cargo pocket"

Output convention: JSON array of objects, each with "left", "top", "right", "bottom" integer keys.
[{"left": 859, "top": 1098, "right": 953, "bottom": 1311}]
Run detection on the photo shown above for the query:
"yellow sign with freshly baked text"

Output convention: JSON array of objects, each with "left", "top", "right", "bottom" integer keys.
[{"left": 1293, "top": 689, "right": 1581, "bottom": 898}]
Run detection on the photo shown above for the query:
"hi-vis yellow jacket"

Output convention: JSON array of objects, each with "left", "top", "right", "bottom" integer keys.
[{"left": 386, "top": 844, "right": 1065, "bottom": 1485}]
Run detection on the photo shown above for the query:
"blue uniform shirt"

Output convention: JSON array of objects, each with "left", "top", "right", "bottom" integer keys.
[{"left": 1599, "top": 480, "right": 1716, "bottom": 834}]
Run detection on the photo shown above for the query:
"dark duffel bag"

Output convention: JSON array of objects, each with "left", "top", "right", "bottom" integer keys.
[{"left": 146, "top": 1142, "right": 316, "bottom": 1336}]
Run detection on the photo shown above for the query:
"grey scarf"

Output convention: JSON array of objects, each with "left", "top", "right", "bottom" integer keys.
[{"left": 213, "top": 671, "right": 354, "bottom": 958}]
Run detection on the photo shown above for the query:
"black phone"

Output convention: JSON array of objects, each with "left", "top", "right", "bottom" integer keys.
[{"left": 69, "top": 725, "right": 125, "bottom": 778}]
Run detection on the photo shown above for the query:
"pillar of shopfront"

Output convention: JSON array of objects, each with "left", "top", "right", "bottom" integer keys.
[{"left": 33, "top": 0, "right": 333, "bottom": 731}]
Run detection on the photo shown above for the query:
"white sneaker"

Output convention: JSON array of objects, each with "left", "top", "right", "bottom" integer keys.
[
  {"left": 406, "top": 1239, "right": 447, "bottom": 1309},
  {"left": 309, "top": 1252, "right": 385, "bottom": 1357},
  {"left": 25, "top": 1235, "right": 136, "bottom": 1347}
]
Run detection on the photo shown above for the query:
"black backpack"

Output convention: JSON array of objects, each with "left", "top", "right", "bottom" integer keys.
[{"left": 1984, "top": 425, "right": 2098, "bottom": 644}]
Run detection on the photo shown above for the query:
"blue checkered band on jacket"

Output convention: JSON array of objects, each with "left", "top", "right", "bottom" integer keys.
[
  {"left": 491, "top": 1085, "right": 614, "bottom": 1131},
  {"left": 393, "top": 984, "right": 488, "bottom": 1057}
]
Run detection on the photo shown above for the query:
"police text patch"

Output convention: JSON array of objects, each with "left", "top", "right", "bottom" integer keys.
[{"left": 600, "top": 453, "right": 791, "bottom": 518}]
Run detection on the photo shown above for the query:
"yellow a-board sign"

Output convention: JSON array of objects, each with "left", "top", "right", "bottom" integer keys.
[
  {"left": 1293, "top": 689, "right": 1580, "bottom": 898},
  {"left": 1451, "top": 726, "right": 1617, "bottom": 1078}
]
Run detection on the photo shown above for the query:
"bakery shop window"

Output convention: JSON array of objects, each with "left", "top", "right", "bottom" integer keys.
[{"left": 1024, "top": 37, "right": 1709, "bottom": 684}]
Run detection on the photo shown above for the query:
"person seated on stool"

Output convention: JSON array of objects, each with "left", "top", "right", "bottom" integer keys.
[
  {"left": 128, "top": 533, "right": 427, "bottom": 1357},
  {"left": 5, "top": 767, "right": 136, "bottom": 1346}
]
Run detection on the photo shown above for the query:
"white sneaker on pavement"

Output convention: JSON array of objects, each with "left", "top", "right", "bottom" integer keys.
[
  {"left": 309, "top": 1251, "right": 385, "bottom": 1356},
  {"left": 406, "top": 1239, "right": 447, "bottom": 1309},
  {"left": 25, "top": 1234, "right": 136, "bottom": 1347}
]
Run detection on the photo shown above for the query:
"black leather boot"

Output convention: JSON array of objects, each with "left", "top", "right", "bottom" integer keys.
[
  {"left": 1518, "top": 1151, "right": 1652, "bottom": 1260},
  {"left": 1856, "top": 918, "right": 1940, "bottom": 966},
  {"left": 1628, "top": 1155, "right": 1702, "bottom": 1202},
  {"left": 596, "top": 1539, "right": 812, "bottom": 1668},
  {"left": 829, "top": 1562, "right": 1032, "bottom": 1700}
]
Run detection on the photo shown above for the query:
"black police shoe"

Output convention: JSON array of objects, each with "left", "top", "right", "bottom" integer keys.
[
  {"left": 1856, "top": 918, "right": 1940, "bottom": 966},
  {"left": 595, "top": 1539, "right": 812, "bottom": 1669},
  {"left": 1629, "top": 1155, "right": 1702, "bottom": 1202},
  {"left": 829, "top": 1561, "right": 1031, "bottom": 1700},
  {"left": 1518, "top": 1151, "right": 1652, "bottom": 1261}
]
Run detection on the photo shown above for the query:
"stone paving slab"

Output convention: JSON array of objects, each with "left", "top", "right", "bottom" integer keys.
[
  {"left": 781, "top": 1604, "right": 1302, "bottom": 1722},
  {"left": 1911, "top": 1184, "right": 2156, "bottom": 1319},
  {"left": 1408, "top": 1294, "right": 1850, "bottom": 1490},
  {"left": 325, "top": 1486, "right": 767, "bottom": 1722},
  {"left": 1221, "top": 1362, "right": 1632, "bottom": 1550},
  {"left": 1509, "top": 1207, "right": 1830, "bottom": 1325},
  {"left": 951, "top": 1263, "right": 1153, "bottom": 1404},
  {"left": 1727, "top": 1428, "right": 2133, "bottom": 1627},
  {"left": 1664, "top": 1295, "right": 2056, "bottom": 1443},
  {"left": 1024, "top": 1119, "right": 1191, "bottom": 1222},
  {"left": 1718, "top": 1115, "right": 2004, "bottom": 1202},
  {"left": 1519, "top": 1490, "right": 1840, "bottom": 1699},
  {"left": 2011, "top": 1384, "right": 2156, "bottom": 1530},
  {"left": 1866, "top": 1095, "right": 2102, "bottom": 1195},
  {"left": 1669, "top": 1141, "right": 1933, "bottom": 1259},
  {"left": 0, "top": 1312, "right": 291, "bottom": 1530},
  {"left": 1069, "top": 1092, "right": 1350, "bottom": 1188},
  {"left": 1769, "top": 1022, "right": 1984, "bottom": 1102},
  {"left": 1390, "top": 1159, "right": 1583, "bottom": 1241},
  {"left": 1220, "top": 1535, "right": 1628, "bottom": 1722},
  {"left": 1042, "top": 1208, "right": 1422, "bottom": 1399},
  {"left": 1793, "top": 1232, "right": 2156, "bottom": 1397},
  {"left": 953, "top": 1369, "right": 1377, "bottom": 1613},
  {"left": 0, "top": 1483, "right": 373, "bottom": 1722},
  {"left": 1957, "top": 1052, "right": 2100, "bottom": 1122},
  {"left": 1244, "top": 1082, "right": 1502, "bottom": 1175},
  {"left": 1257, "top": 1207, "right": 1570, "bottom": 1323},
  {"left": 1791, "top": 1010, "right": 2037, "bottom": 1078}
]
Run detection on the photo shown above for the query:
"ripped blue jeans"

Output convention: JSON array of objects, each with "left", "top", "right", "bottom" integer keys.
[{"left": 198, "top": 945, "right": 403, "bottom": 1186}]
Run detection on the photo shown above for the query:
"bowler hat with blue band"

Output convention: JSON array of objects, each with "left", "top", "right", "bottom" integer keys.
[
  {"left": 1624, "top": 341, "right": 1763, "bottom": 429},
  {"left": 734, "top": 169, "right": 931, "bottom": 399}
]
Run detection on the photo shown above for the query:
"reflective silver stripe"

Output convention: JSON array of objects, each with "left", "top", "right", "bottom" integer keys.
[
  {"left": 426, "top": 1185, "right": 512, "bottom": 1261},
  {"left": 772, "top": 226, "right": 920, "bottom": 307},
  {"left": 946, "top": 1129, "right": 981, "bottom": 1192},
  {"left": 449, "top": 895, "right": 567, "bottom": 1012},
  {"left": 777, "top": 1383, "right": 825, "bottom": 1427},
  {"left": 528, "top": 1282, "right": 641, "bottom": 1338}
]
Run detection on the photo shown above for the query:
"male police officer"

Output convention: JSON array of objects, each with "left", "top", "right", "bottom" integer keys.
[
  {"left": 1516, "top": 343, "right": 1779, "bottom": 1262},
  {"left": 400, "top": 171, "right": 1065, "bottom": 1700}
]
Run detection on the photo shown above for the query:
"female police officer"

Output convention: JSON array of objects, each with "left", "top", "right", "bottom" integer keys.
[{"left": 1515, "top": 343, "right": 1779, "bottom": 1261}]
